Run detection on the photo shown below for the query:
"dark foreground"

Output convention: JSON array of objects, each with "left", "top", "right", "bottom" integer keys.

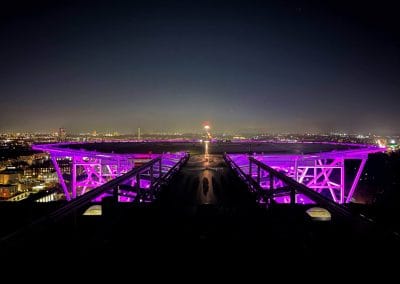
[{"left": 1, "top": 154, "right": 399, "bottom": 268}]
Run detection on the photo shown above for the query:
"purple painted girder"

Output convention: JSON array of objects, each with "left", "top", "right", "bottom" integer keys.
[
  {"left": 32, "top": 143, "right": 187, "bottom": 201},
  {"left": 33, "top": 141, "right": 384, "bottom": 204},
  {"left": 226, "top": 144, "right": 384, "bottom": 204}
]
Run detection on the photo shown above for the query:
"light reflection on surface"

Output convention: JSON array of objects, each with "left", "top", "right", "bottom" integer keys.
[
  {"left": 197, "top": 170, "right": 217, "bottom": 204},
  {"left": 204, "top": 141, "right": 209, "bottom": 156}
]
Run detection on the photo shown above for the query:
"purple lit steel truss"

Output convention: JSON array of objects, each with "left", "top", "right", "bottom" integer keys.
[
  {"left": 32, "top": 143, "right": 188, "bottom": 202},
  {"left": 226, "top": 145, "right": 385, "bottom": 204}
]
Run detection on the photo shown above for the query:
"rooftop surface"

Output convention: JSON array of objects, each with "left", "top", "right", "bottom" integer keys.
[
  {"left": 60, "top": 141, "right": 361, "bottom": 155},
  {"left": 2, "top": 142, "right": 398, "bottom": 263}
]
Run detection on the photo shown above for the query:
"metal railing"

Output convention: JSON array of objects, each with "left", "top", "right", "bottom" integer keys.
[
  {"left": 1, "top": 153, "right": 189, "bottom": 242},
  {"left": 225, "top": 154, "right": 353, "bottom": 218}
]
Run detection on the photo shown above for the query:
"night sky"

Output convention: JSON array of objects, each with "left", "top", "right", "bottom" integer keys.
[{"left": 1, "top": 0, "right": 399, "bottom": 134}]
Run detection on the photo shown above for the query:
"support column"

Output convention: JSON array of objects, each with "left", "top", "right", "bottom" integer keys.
[
  {"left": 71, "top": 157, "right": 77, "bottom": 199},
  {"left": 340, "top": 158, "right": 345, "bottom": 204},
  {"left": 294, "top": 158, "right": 298, "bottom": 204},
  {"left": 314, "top": 160, "right": 317, "bottom": 188},
  {"left": 346, "top": 158, "right": 367, "bottom": 203},
  {"left": 136, "top": 173, "right": 141, "bottom": 201},
  {"left": 269, "top": 172, "right": 274, "bottom": 204},
  {"left": 51, "top": 156, "right": 71, "bottom": 201},
  {"left": 150, "top": 164, "right": 154, "bottom": 187},
  {"left": 249, "top": 158, "right": 252, "bottom": 179}
]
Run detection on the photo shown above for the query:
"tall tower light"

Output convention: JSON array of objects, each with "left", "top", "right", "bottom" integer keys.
[{"left": 203, "top": 123, "right": 211, "bottom": 141}]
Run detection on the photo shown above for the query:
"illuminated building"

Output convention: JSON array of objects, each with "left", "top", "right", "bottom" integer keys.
[
  {"left": 0, "top": 167, "right": 21, "bottom": 184},
  {"left": 58, "top": 128, "right": 67, "bottom": 142},
  {"left": 0, "top": 184, "right": 18, "bottom": 199},
  {"left": 0, "top": 167, "right": 22, "bottom": 199}
]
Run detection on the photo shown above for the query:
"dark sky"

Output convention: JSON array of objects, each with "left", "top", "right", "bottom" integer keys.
[{"left": 1, "top": 0, "right": 399, "bottom": 134}]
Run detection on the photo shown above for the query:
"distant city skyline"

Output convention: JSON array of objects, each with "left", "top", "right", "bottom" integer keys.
[
  {"left": 1, "top": 1, "right": 399, "bottom": 135},
  {"left": 0, "top": 128, "right": 397, "bottom": 137}
]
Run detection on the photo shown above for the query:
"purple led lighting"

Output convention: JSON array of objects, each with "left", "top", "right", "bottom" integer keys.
[
  {"left": 92, "top": 192, "right": 110, "bottom": 202},
  {"left": 34, "top": 141, "right": 383, "bottom": 206},
  {"left": 33, "top": 143, "right": 188, "bottom": 202},
  {"left": 226, "top": 143, "right": 384, "bottom": 205},
  {"left": 273, "top": 194, "right": 315, "bottom": 205}
]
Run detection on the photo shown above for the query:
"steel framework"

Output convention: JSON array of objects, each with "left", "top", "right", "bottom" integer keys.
[
  {"left": 32, "top": 143, "right": 188, "bottom": 202},
  {"left": 0, "top": 156, "right": 190, "bottom": 244},
  {"left": 226, "top": 145, "right": 384, "bottom": 204}
]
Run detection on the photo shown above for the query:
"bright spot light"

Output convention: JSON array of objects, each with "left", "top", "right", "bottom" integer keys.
[{"left": 204, "top": 125, "right": 210, "bottom": 130}]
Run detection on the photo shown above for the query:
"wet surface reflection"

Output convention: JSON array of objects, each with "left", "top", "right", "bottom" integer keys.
[
  {"left": 159, "top": 140, "right": 253, "bottom": 215},
  {"left": 195, "top": 141, "right": 219, "bottom": 205},
  {"left": 197, "top": 170, "right": 217, "bottom": 204}
]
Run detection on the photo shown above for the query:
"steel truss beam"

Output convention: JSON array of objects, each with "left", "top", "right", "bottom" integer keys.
[
  {"left": 226, "top": 144, "right": 384, "bottom": 204},
  {"left": 32, "top": 143, "right": 188, "bottom": 202}
]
